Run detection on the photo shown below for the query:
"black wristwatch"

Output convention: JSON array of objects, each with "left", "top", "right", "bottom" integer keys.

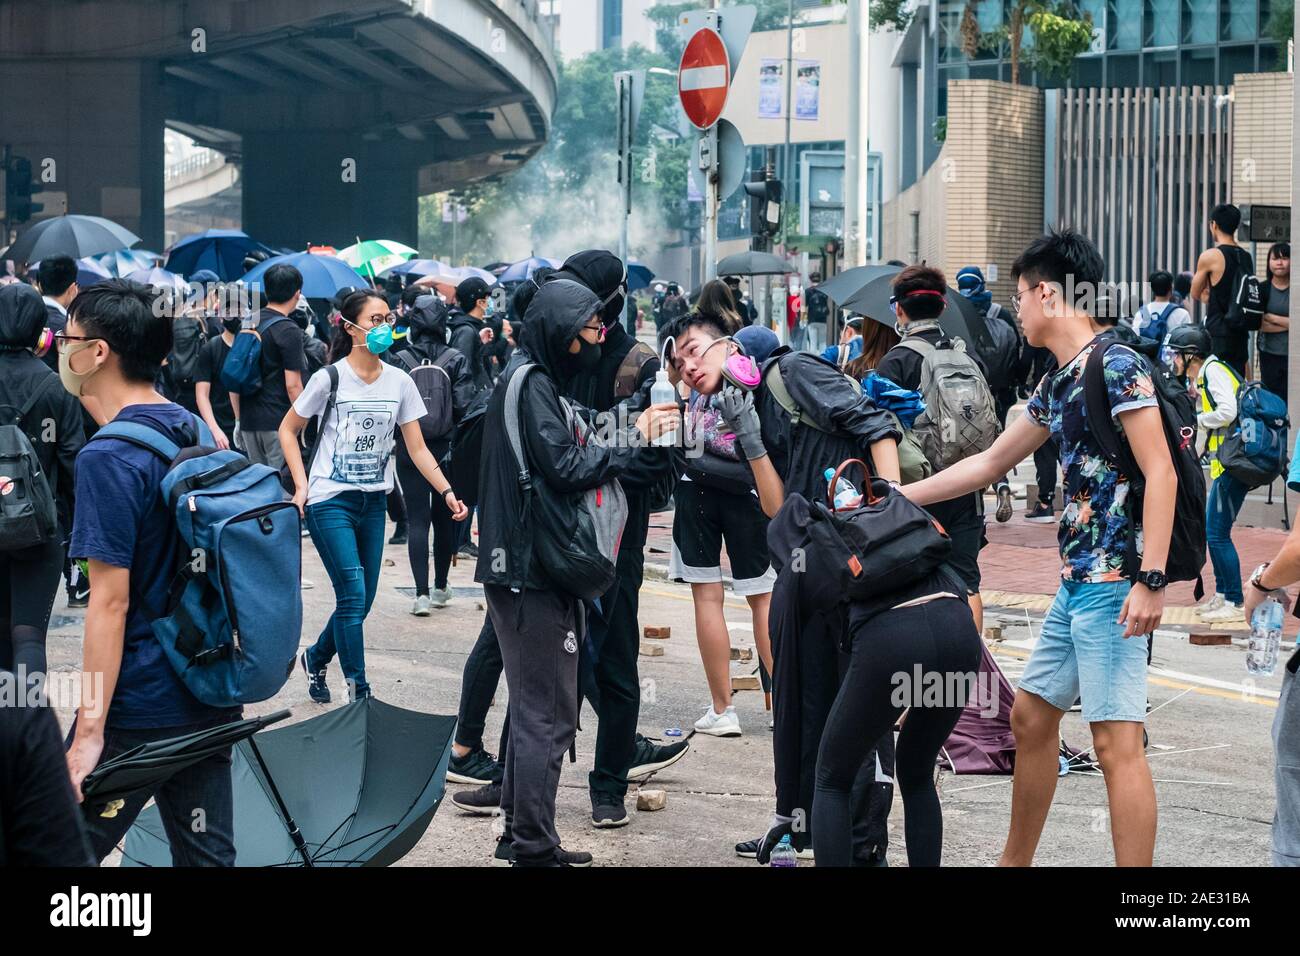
[{"left": 1135, "top": 569, "right": 1168, "bottom": 591}]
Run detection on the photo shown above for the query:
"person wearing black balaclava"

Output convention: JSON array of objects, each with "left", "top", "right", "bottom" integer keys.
[
  {"left": 0, "top": 283, "right": 85, "bottom": 676},
  {"left": 552, "top": 250, "right": 689, "bottom": 829},
  {"left": 474, "top": 278, "right": 679, "bottom": 866}
]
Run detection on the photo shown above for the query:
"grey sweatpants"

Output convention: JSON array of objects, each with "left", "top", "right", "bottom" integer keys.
[
  {"left": 484, "top": 583, "right": 583, "bottom": 864},
  {"left": 1273, "top": 650, "right": 1300, "bottom": 866},
  {"left": 242, "top": 429, "right": 285, "bottom": 469}
]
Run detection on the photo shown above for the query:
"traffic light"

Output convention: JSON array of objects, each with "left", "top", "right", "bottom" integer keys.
[
  {"left": 4, "top": 156, "right": 42, "bottom": 224},
  {"left": 742, "top": 173, "right": 782, "bottom": 238}
]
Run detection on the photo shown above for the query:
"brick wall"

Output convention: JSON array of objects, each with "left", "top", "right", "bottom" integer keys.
[{"left": 1232, "top": 71, "right": 1294, "bottom": 275}]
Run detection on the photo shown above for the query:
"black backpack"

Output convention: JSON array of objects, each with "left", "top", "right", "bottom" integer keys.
[
  {"left": 1082, "top": 338, "right": 1207, "bottom": 592},
  {"left": 443, "top": 387, "right": 490, "bottom": 510},
  {"left": 168, "top": 316, "right": 207, "bottom": 387},
  {"left": 398, "top": 348, "right": 456, "bottom": 442},
  {"left": 303, "top": 333, "right": 328, "bottom": 380},
  {"left": 1224, "top": 247, "right": 1265, "bottom": 332},
  {"left": 978, "top": 302, "right": 1021, "bottom": 393},
  {"left": 0, "top": 376, "right": 60, "bottom": 550}
]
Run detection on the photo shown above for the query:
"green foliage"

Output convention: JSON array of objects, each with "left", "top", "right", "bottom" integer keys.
[
  {"left": 645, "top": 0, "right": 794, "bottom": 64},
  {"left": 1264, "top": 0, "right": 1293, "bottom": 67},
  {"left": 868, "top": 0, "right": 913, "bottom": 33},
  {"left": 1025, "top": 7, "right": 1094, "bottom": 81},
  {"left": 933, "top": 115, "right": 947, "bottom": 143}
]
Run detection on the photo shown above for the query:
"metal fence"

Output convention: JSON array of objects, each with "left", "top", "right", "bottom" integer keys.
[{"left": 1048, "top": 85, "right": 1234, "bottom": 289}]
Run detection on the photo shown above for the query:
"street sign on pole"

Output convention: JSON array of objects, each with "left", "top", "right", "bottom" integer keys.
[
  {"left": 677, "top": 5, "right": 756, "bottom": 79},
  {"left": 678, "top": 27, "right": 730, "bottom": 130},
  {"left": 689, "top": 118, "right": 746, "bottom": 202}
]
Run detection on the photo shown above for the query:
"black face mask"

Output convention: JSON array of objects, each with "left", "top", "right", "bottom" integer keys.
[
  {"left": 222, "top": 317, "right": 242, "bottom": 334},
  {"left": 565, "top": 338, "right": 602, "bottom": 375}
]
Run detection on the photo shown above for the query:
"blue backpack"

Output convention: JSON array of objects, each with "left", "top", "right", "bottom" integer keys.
[
  {"left": 91, "top": 417, "right": 303, "bottom": 707},
  {"left": 1136, "top": 302, "right": 1176, "bottom": 346},
  {"left": 1217, "top": 380, "right": 1290, "bottom": 490},
  {"left": 220, "top": 313, "right": 289, "bottom": 396}
]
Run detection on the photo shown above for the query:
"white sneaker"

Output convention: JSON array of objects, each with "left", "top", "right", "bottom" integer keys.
[
  {"left": 1199, "top": 601, "right": 1245, "bottom": 623},
  {"left": 694, "top": 706, "right": 742, "bottom": 737},
  {"left": 410, "top": 594, "right": 432, "bottom": 617},
  {"left": 1196, "top": 593, "right": 1226, "bottom": 617},
  {"left": 430, "top": 587, "right": 453, "bottom": 608}
]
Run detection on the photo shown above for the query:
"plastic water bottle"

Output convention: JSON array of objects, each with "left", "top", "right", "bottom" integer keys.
[
  {"left": 823, "top": 468, "right": 862, "bottom": 510},
  {"left": 650, "top": 370, "right": 678, "bottom": 447},
  {"left": 1247, "top": 596, "right": 1284, "bottom": 677},
  {"left": 769, "top": 835, "right": 798, "bottom": 868}
]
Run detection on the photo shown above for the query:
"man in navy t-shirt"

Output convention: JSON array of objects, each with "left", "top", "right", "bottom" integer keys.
[{"left": 61, "top": 280, "right": 240, "bottom": 866}]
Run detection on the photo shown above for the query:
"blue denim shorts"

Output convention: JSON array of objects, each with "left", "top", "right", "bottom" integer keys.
[{"left": 1018, "top": 579, "right": 1148, "bottom": 723}]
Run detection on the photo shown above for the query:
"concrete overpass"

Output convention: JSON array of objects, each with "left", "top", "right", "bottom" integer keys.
[{"left": 0, "top": 0, "right": 558, "bottom": 249}]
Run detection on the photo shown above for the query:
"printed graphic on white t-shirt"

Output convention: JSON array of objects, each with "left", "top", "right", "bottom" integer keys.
[{"left": 331, "top": 401, "right": 397, "bottom": 484}]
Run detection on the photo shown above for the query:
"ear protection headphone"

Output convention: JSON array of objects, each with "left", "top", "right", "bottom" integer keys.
[{"left": 33, "top": 327, "right": 55, "bottom": 359}]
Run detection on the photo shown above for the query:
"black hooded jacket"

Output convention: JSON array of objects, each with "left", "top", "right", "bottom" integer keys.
[
  {"left": 474, "top": 279, "right": 642, "bottom": 592},
  {"left": 757, "top": 348, "right": 901, "bottom": 504},
  {"left": 394, "top": 295, "right": 476, "bottom": 462},
  {"left": 555, "top": 251, "right": 674, "bottom": 543},
  {"left": 446, "top": 307, "right": 491, "bottom": 392},
  {"left": 0, "top": 284, "right": 85, "bottom": 531}
]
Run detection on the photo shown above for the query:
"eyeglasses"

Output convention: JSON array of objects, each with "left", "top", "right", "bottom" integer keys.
[
  {"left": 52, "top": 332, "right": 104, "bottom": 351},
  {"left": 1008, "top": 287, "right": 1032, "bottom": 315},
  {"left": 581, "top": 321, "right": 607, "bottom": 342}
]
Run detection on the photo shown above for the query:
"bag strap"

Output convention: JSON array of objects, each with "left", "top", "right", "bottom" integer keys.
[
  {"left": 304, "top": 365, "right": 340, "bottom": 475},
  {"left": 91, "top": 413, "right": 213, "bottom": 463},
  {"left": 12, "top": 374, "right": 59, "bottom": 428},
  {"left": 397, "top": 348, "right": 420, "bottom": 372},
  {"left": 503, "top": 363, "right": 536, "bottom": 489},
  {"left": 763, "top": 360, "right": 803, "bottom": 427},
  {"left": 1082, "top": 341, "right": 1143, "bottom": 488}
]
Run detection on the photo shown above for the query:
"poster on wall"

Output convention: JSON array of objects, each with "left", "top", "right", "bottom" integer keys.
[
  {"left": 757, "top": 58, "right": 783, "bottom": 118},
  {"left": 795, "top": 60, "right": 820, "bottom": 120}
]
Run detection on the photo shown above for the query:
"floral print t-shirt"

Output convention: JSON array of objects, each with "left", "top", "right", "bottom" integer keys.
[{"left": 1025, "top": 340, "right": 1158, "bottom": 583}]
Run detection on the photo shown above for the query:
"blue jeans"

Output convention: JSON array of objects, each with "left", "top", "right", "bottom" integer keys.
[
  {"left": 305, "top": 490, "right": 386, "bottom": 697},
  {"left": 1206, "top": 472, "right": 1249, "bottom": 604},
  {"left": 72, "top": 715, "right": 238, "bottom": 865}
]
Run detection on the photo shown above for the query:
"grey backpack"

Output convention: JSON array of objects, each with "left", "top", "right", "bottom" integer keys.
[
  {"left": 0, "top": 377, "right": 59, "bottom": 551},
  {"left": 503, "top": 363, "right": 628, "bottom": 601},
  {"left": 897, "top": 336, "right": 1000, "bottom": 471}
]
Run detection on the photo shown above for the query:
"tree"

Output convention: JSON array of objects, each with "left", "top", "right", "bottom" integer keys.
[
  {"left": 868, "top": 0, "right": 913, "bottom": 33},
  {"left": 963, "top": 0, "right": 1093, "bottom": 86},
  {"left": 646, "top": 0, "right": 801, "bottom": 63}
]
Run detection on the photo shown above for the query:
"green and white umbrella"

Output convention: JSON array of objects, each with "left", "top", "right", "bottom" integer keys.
[{"left": 337, "top": 239, "right": 419, "bottom": 279}]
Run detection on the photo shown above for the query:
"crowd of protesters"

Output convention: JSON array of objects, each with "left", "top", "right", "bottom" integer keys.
[{"left": 3, "top": 202, "right": 1300, "bottom": 869}]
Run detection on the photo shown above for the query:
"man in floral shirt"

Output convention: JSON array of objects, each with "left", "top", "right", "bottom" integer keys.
[{"left": 903, "top": 229, "right": 1176, "bottom": 867}]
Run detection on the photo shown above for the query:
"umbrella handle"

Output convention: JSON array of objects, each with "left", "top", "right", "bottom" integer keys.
[{"left": 246, "top": 737, "right": 314, "bottom": 867}]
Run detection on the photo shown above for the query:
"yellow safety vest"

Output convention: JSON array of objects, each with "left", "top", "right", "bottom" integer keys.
[{"left": 1196, "top": 358, "right": 1241, "bottom": 480}]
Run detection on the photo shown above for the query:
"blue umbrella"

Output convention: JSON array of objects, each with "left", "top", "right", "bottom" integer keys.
[
  {"left": 125, "top": 266, "right": 190, "bottom": 295},
  {"left": 76, "top": 256, "right": 113, "bottom": 288},
  {"left": 6, "top": 214, "right": 141, "bottom": 263},
  {"left": 381, "top": 258, "right": 449, "bottom": 280},
  {"left": 98, "top": 248, "right": 160, "bottom": 277},
  {"left": 498, "top": 255, "right": 561, "bottom": 283},
  {"left": 627, "top": 261, "right": 655, "bottom": 292},
  {"left": 242, "top": 252, "right": 369, "bottom": 298},
  {"left": 165, "top": 229, "right": 272, "bottom": 281}
]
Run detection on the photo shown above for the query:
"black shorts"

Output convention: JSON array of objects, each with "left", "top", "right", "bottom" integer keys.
[
  {"left": 669, "top": 480, "right": 775, "bottom": 595},
  {"left": 927, "top": 495, "right": 984, "bottom": 595}
]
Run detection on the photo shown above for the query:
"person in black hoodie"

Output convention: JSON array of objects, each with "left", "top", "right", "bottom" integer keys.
[
  {"left": 554, "top": 250, "right": 689, "bottom": 828},
  {"left": 0, "top": 283, "right": 85, "bottom": 677},
  {"left": 447, "top": 276, "right": 495, "bottom": 393},
  {"left": 474, "top": 278, "right": 678, "bottom": 867},
  {"left": 395, "top": 294, "right": 476, "bottom": 613}
]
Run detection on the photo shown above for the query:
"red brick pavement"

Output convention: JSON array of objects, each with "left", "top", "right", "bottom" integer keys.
[{"left": 645, "top": 509, "right": 1296, "bottom": 605}]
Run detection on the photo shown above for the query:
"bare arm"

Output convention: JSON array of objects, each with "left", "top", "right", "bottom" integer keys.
[
  {"left": 1263, "top": 309, "right": 1290, "bottom": 333},
  {"left": 870, "top": 436, "right": 900, "bottom": 484},
  {"left": 1190, "top": 248, "right": 1219, "bottom": 303},
  {"left": 194, "top": 382, "right": 229, "bottom": 450},
  {"left": 279, "top": 408, "right": 309, "bottom": 513},
  {"left": 749, "top": 453, "right": 786, "bottom": 518},
  {"left": 284, "top": 369, "right": 304, "bottom": 405},
  {"left": 65, "top": 561, "right": 129, "bottom": 800},
  {"left": 902, "top": 414, "right": 1049, "bottom": 507},
  {"left": 1116, "top": 405, "right": 1175, "bottom": 637}
]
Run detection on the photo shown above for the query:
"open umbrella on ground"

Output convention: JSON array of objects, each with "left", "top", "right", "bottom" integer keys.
[
  {"left": 124, "top": 266, "right": 190, "bottom": 295},
  {"left": 120, "top": 699, "right": 456, "bottom": 867},
  {"left": 338, "top": 239, "right": 419, "bottom": 281},
  {"left": 98, "top": 248, "right": 161, "bottom": 277},
  {"left": 165, "top": 229, "right": 272, "bottom": 281},
  {"left": 6, "top": 214, "right": 141, "bottom": 264},
  {"left": 382, "top": 258, "right": 450, "bottom": 280},
  {"left": 835, "top": 267, "right": 992, "bottom": 349},
  {"left": 497, "top": 255, "right": 560, "bottom": 284},
  {"left": 627, "top": 261, "right": 655, "bottom": 292},
  {"left": 81, "top": 711, "right": 292, "bottom": 813},
  {"left": 242, "top": 251, "right": 369, "bottom": 298},
  {"left": 716, "top": 250, "right": 795, "bottom": 277}
]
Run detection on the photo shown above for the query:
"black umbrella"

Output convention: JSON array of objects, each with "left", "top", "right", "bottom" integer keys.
[
  {"left": 120, "top": 698, "right": 456, "bottom": 867},
  {"left": 80, "top": 710, "right": 292, "bottom": 812},
  {"left": 5, "top": 214, "right": 141, "bottom": 263},
  {"left": 716, "top": 251, "right": 794, "bottom": 277},
  {"left": 812, "top": 264, "right": 900, "bottom": 308},
  {"left": 839, "top": 271, "right": 993, "bottom": 351}
]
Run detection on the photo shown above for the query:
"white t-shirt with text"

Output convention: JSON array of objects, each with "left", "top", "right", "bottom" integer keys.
[{"left": 293, "top": 358, "right": 426, "bottom": 505}]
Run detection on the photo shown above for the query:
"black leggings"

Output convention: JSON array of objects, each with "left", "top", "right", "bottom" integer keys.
[
  {"left": 813, "top": 597, "right": 981, "bottom": 867},
  {"left": 396, "top": 457, "right": 457, "bottom": 594},
  {"left": 0, "top": 537, "right": 65, "bottom": 676}
]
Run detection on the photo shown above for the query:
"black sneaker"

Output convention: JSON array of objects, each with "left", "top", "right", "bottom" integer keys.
[
  {"left": 1023, "top": 499, "right": 1056, "bottom": 524},
  {"left": 492, "top": 836, "right": 515, "bottom": 867},
  {"left": 591, "top": 791, "right": 629, "bottom": 829},
  {"left": 626, "top": 735, "right": 690, "bottom": 782},
  {"left": 451, "top": 782, "right": 502, "bottom": 815},
  {"left": 447, "top": 748, "right": 503, "bottom": 786},
  {"left": 388, "top": 522, "right": 408, "bottom": 546},
  {"left": 513, "top": 846, "right": 593, "bottom": 867},
  {"left": 458, "top": 541, "right": 479, "bottom": 559},
  {"left": 994, "top": 483, "right": 1013, "bottom": 523},
  {"left": 300, "top": 650, "right": 330, "bottom": 703},
  {"left": 67, "top": 584, "right": 90, "bottom": 609},
  {"left": 735, "top": 822, "right": 813, "bottom": 863}
]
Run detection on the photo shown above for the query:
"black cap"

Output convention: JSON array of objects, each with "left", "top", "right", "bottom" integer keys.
[{"left": 456, "top": 276, "right": 491, "bottom": 305}]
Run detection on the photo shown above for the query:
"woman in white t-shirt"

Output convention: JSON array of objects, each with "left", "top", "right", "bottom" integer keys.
[{"left": 279, "top": 289, "right": 468, "bottom": 703}]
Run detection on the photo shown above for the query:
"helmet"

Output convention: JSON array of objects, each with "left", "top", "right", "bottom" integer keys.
[{"left": 1165, "top": 324, "right": 1212, "bottom": 358}]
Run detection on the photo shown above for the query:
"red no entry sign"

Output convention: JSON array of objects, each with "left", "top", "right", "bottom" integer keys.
[{"left": 678, "top": 27, "right": 731, "bottom": 131}]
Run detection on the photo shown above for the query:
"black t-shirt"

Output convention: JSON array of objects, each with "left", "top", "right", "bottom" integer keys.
[
  {"left": 195, "top": 334, "right": 236, "bottom": 435},
  {"left": 0, "top": 701, "right": 94, "bottom": 866},
  {"left": 240, "top": 309, "right": 306, "bottom": 431}
]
